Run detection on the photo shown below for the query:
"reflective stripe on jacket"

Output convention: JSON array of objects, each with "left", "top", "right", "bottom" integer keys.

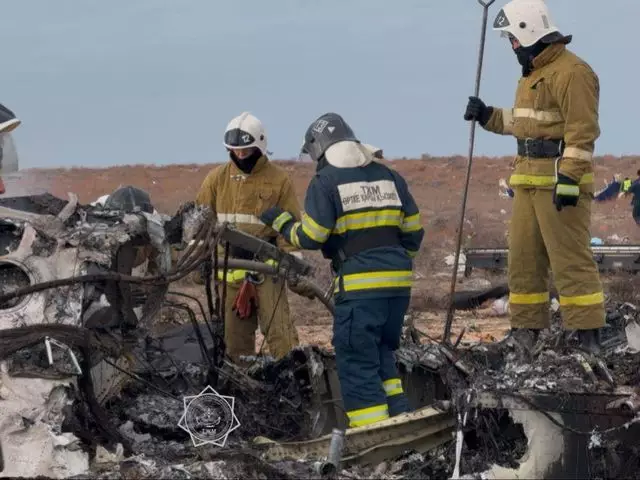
[
  {"left": 195, "top": 155, "right": 302, "bottom": 278},
  {"left": 483, "top": 44, "right": 600, "bottom": 193},
  {"left": 277, "top": 155, "right": 425, "bottom": 301}
]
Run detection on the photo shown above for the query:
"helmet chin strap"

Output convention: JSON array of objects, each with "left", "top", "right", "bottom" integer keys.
[{"left": 229, "top": 147, "right": 262, "bottom": 174}]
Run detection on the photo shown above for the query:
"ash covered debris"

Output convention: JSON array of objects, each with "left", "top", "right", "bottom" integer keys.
[
  {"left": 0, "top": 191, "right": 180, "bottom": 478},
  {"left": 3, "top": 192, "right": 640, "bottom": 479},
  {"left": 451, "top": 299, "right": 640, "bottom": 394},
  {"left": 0, "top": 192, "right": 340, "bottom": 478}
]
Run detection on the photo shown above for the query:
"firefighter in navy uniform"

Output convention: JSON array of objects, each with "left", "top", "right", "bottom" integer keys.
[
  {"left": 464, "top": 0, "right": 605, "bottom": 353},
  {"left": 260, "top": 113, "right": 425, "bottom": 428}
]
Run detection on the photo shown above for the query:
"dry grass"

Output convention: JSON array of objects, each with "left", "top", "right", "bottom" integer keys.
[{"left": 606, "top": 274, "right": 640, "bottom": 305}]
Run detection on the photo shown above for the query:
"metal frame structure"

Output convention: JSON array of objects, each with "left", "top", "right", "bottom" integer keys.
[{"left": 463, "top": 245, "right": 640, "bottom": 276}]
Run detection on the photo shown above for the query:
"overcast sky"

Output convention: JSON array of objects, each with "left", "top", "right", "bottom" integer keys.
[{"left": 2, "top": 0, "right": 636, "bottom": 168}]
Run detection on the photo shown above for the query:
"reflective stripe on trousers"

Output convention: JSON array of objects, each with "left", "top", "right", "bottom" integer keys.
[
  {"left": 346, "top": 403, "right": 389, "bottom": 427},
  {"left": 509, "top": 291, "right": 549, "bottom": 305},
  {"left": 508, "top": 188, "right": 605, "bottom": 329},
  {"left": 383, "top": 378, "right": 403, "bottom": 397}
]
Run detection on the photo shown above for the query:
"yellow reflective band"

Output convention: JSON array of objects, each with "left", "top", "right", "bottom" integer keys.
[
  {"left": 216, "top": 269, "right": 248, "bottom": 284},
  {"left": 347, "top": 404, "right": 389, "bottom": 427},
  {"left": 576, "top": 172, "right": 595, "bottom": 185},
  {"left": 556, "top": 183, "right": 579, "bottom": 197},
  {"left": 511, "top": 108, "right": 563, "bottom": 122},
  {"left": 407, "top": 249, "right": 418, "bottom": 258},
  {"left": 501, "top": 108, "right": 515, "bottom": 135},
  {"left": 509, "top": 291, "right": 550, "bottom": 305},
  {"left": 400, "top": 213, "right": 422, "bottom": 233},
  {"left": 290, "top": 223, "right": 302, "bottom": 248},
  {"left": 337, "top": 270, "right": 413, "bottom": 293},
  {"left": 383, "top": 378, "right": 404, "bottom": 397},
  {"left": 272, "top": 211, "right": 293, "bottom": 232},
  {"left": 264, "top": 258, "right": 278, "bottom": 267},
  {"left": 333, "top": 209, "right": 403, "bottom": 234},
  {"left": 559, "top": 291, "right": 604, "bottom": 307},
  {"left": 509, "top": 172, "right": 594, "bottom": 187},
  {"left": 510, "top": 174, "right": 555, "bottom": 186},
  {"left": 563, "top": 147, "right": 593, "bottom": 162},
  {"left": 301, "top": 213, "right": 330, "bottom": 243},
  {"left": 217, "top": 213, "right": 264, "bottom": 225}
]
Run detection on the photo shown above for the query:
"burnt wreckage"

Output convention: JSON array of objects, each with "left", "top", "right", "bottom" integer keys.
[{"left": 1, "top": 193, "right": 640, "bottom": 479}]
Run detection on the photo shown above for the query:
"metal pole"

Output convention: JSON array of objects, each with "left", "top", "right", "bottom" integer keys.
[{"left": 442, "top": 0, "right": 495, "bottom": 345}]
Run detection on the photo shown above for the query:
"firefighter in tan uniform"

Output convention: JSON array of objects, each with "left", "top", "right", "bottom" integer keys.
[
  {"left": 464, "top": 0, "right": 604, "bottom": 353},
  {"left": 196, "top": 112, "right": 313, "bottom": 362}
]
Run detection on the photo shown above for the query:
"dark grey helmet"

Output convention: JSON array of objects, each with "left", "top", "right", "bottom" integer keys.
[
  {"left": 105, "top": 185, "right": 154, "bottom": 213},
  {"left": 301, "top": 112, "right": 360, "bottom": 163}
]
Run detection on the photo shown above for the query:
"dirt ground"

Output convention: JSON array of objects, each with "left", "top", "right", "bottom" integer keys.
[{"left": 5, "top": 154, "right": 640, "bottom": 350}]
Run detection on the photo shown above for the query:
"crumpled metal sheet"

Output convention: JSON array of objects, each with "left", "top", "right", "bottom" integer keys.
[
  {"left": 0, "top": 193, "right": 174, "bottom": 478},
  {"left": 0, "top": 367, "right": 89, "bottom": 478}
]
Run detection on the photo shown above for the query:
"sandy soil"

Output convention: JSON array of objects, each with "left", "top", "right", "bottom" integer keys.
[{"left": 4, "top": 154, "right": 639, "bottom": 350}]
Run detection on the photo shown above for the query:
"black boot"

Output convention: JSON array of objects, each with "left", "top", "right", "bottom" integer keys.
[
  {"left": 505, "top": 328, "right": 541, "bottom": 356},
  {"left": 577, "top": 328, "right": 601, "bottom": 355}
]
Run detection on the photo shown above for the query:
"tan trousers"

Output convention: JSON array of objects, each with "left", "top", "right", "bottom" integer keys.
[
  {"left": 508, "top": 188, "right": 605, "bottom": 330},
  {"left": 222, "top": 276, "right": 299, "bottom": 361}
]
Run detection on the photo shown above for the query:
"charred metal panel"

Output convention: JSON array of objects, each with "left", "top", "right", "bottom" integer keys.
[{"left": 464, "top": 245, "right": 640, "bottom": 275}]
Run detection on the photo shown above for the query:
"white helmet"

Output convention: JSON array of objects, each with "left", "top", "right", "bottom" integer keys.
[
  {"left": 223, "top": 112, "right": 267, "bottom": 155},
  {"left": 493, "top": 0, "right": 565, "bottom": 48}
]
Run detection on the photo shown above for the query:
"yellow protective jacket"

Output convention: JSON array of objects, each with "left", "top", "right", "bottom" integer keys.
[
  {"left": 483, "top": 44, "right": 600, "bottom": 193},
  {"left": 196, "top": 155, "right": 302, "bottom": 282}
]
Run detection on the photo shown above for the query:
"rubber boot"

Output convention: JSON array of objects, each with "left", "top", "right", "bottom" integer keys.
[
  {"left": 577, "top": 328, "right": 601, "bottom": 355},
  {"left": 505, "top": 328, "right": 541, "bottom": 359},
  {"left": 387, "top": 393, "right": 411, "bottom": 417}
]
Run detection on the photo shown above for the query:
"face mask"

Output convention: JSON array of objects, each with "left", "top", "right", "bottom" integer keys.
[
  {"left": 229, "top": 147, "right": 262, "bottom": 174},
  {"left": 512, "top": 41, "right": 548, "bottom": 76}
]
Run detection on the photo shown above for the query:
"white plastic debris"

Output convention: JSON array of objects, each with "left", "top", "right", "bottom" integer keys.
[
  {"left": 444, "top": 253, "right": 466, "bottom": 275},
  {"left": 588, "top": 431, "right": 602, "bottom": 449},
  {"left": 94, "top": 443, "right": 125, "bottom": 464},
  {"left": 625, "top": 320, "right": 640, "bottom": 352},
  {"left": 0, "top": 372, "right": 89, "bottom": 478},
  {"left": 491, "top": 297, "right": 510, "bottom": 316},
  {"left": 90, "top": 194, "right": 110, "bottom": 207},
  {"left": 607, "top": 234, "right": 627, "bottom": 244}
]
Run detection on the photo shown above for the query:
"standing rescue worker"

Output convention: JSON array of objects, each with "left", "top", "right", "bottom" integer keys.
[
  {"left": 622, "top": 177, "right": 632, "bottom": 193},
  {"left": 464, "top": 0, "right": 605, "bottom": 353},
  {"left": 259, "top": 113, "right": 425, "bottom": 428},
  {"left": 621, "top": 170, "right": 640, "bottom": 226},
  {"left": 196, "top": 112, "right": 313, "bottom": 362},
  {"left": 0, "top": 103, "right": 21, "bottom": 195}
]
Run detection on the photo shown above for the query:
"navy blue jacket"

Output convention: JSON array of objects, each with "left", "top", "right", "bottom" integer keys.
[{"left": 273, "top": 148, "right": 424, "bottom": 301}]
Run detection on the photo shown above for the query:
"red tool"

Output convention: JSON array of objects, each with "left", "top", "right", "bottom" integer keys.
[{"left": 232, "top": 277, "right": 259, "bottom": 319}]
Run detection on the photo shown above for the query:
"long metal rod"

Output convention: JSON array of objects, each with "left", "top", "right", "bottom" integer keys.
[{"left": 443, "top": 0, "right": 495, "bottom": 345}]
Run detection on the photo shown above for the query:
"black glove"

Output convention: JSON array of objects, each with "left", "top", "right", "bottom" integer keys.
[
  {"left": 464, "top": 96, "right": 493, "bottom": 126},
  {"left": 553, "top": 174, "right": 580, "bottom": 211}
]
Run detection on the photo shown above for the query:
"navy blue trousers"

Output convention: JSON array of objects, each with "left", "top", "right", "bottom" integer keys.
[{"left": 332, "top": 296, "right": 411, "bottom": 427}]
